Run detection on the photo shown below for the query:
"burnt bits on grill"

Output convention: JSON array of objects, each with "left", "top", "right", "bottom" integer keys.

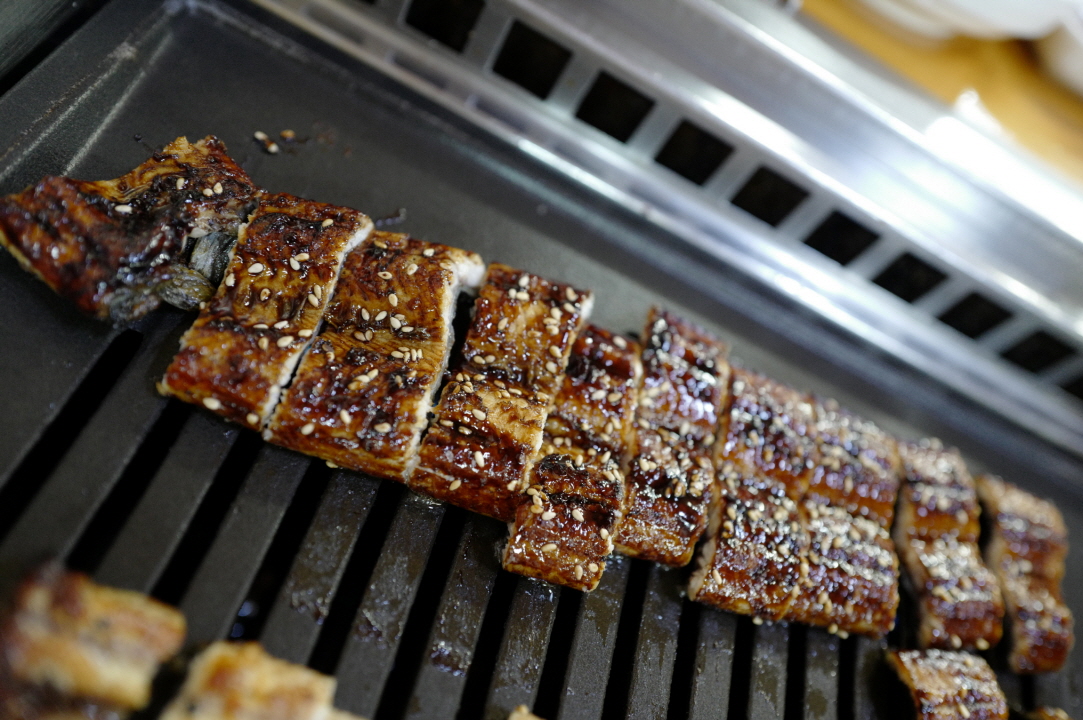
[
  {"left": 0, "top": 136, "right": 259, "bottom": 322},
  {"left": 977, "top": 475, "right": 1074, "bottom": 673},
  {"left": 0, "top": 563, "right": 185, "bottom": 719},
  {"left": 265, "top": 232, "right": 484, "bottom": 480},
  {"left": 887, "top": 649, "right": 1008, "bottom": 720},
  {"left": 159, "top": 193, "right": 372, "bottom": 429},
  {"left": 159, "top": 641, "right": 364, "bottom": 720},
  {"left": 503, "top": 326, "right": 643, "bottom": 591},
  {"left": 895, "top": 441, "right": 1004, "bottom": 651},
  {"left": 409, "top": 264, "right": 593, "bottom": 522},
  {"left": 615, "top": 308, "right": 730, "bottom": 567}
]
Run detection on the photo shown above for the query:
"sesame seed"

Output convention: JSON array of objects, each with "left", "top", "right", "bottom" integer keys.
[
  {"left": 260, "top": 288, "right": 271, "bottom": 301},
  {"left": 575, "top": 565, "right": 584, "bottom": 580},
  {"left": 322, "top": 218, "right": 334, "bottom": 227},
  {"left": 566, "top": 287, "right": 578, "bottom": 301},
  {"left": 450, "top": 479, "right": 462, "bottom": 491},
  {"left": 213, "top": 182, "right": 223, "bottom": 195},
  {"left": 563, "top": 302, "right": 576, "bottom": 314},
  {"left": 308, "top": 293, "right": 320, "bottom": 307},
  {"left": 364, "top": 330, "right": 373, "bottom": 341},
  {"left": 254, "top": 130, "right": 268, "bottom": 141},
  {"left": 375, "top": 311, "right": 387, "bottom": 321},
  {"left": 423, "top": 248, "right": 435, "bottom": 257},
  {"left": 613, "top": 336, "right": 627, "bottom": 349},
  {"left": 277, "top": 336, "right": 294, "bottom": 347},
  {"left": 572, "top": 508, "right": 585, "bottom": 522},
  {"left": 600, "top": 528, "right": 609, "bottom": 539},
  {"left": 472, "top": 355, "right": 486, "bottom": 365},
  {"left": 828, "top": 623, "right": 838, "bottom": 634},
  {"left": 530, "top": 505, "right": 543, "bottom": 514},
  {"left": 541, "top": 543, "right": 558, "bottom": 553},
  {"left": 274, "top": 320, "right": 289, "bottom": 329},
  {"left": 548, "top": 345, "right": 561, "bottom": 359},
  {"left": 254, "top": 323, "right": 269, "bottom": 330},
  {"left": 459, "top": 426, "right": 472, "bottom": 435},
  {"left": 518, "top": 275, "right": 530, "bottom": 288},
  {"left": 752, "top": 616, "right": 764, "bottom": 626},
  {"left": 975, "top": 638, "right": 989, "bottom": 651},
  {"left": 390, "top": 317, "right": 402, "bottom": 329},
  {"left": 115, "top": 204, "right": 133, "bottom": 214},
  {"left": 474, "top": 451, "right": 486, "bottom": 467},
  {"left": 300, "top": 423, "right": 315, "bottom": 435},
  {"left": 297, "top": 329, "right": 313, "bottom": 338},
  {"left": 484, "top": 354, "right": 495, "bottom": 363},
  {"left": 246, "top": 413, "right": 260, "bottom": 425},
  {"left": 389, "top": 293, "right": 398, "bottom": 307},
  {"left": 248, "top": 262, "right": 264, "bottom": 274},
  {"left": 472, "top": 409, "right": 487, "bottom": 421},
  {"left": 295, "top": 253, "right": 310, "bottom": 263},
  {"left": 290, "top": 257, "right": 301, "bottom": 270},
  {"left": 711, "top": 569, "right": 723, "bottom": 585},
  {"left": 498, "top": 318, "right": 508, "bottom": 331},
  {"left": 374, "top": 422, "right": 392, "bottom": 432},
  {"left": 606, "top": 391, "right": 622, "bottom": 403},
  {"left": 543, "top": 361, "right": 556, "bottom": 373},
  {"left": 202, "top": 188, "right": 214, "bottom": 197},
  {"left": 258, "top": 337, "right": 269, "bottom": 350},
  {"left": 267, "top": 142, "right": 279, "bottom": 154},
  {"left": 176, "top": 178, "right": 187, "bottom": 190},
  {"left": 338, "top": 409, "right": 351, "bottom": 424},
  {"left": 378, "top": 271, "right": 393, "bottom": 280},
  {"left": 391, "top": 351, "right": 404, "bottom": 359},
  {"left": 541, "top": 511, "right": 556, "bottom": 520},
  {"left": 959, "top": 706, "right": 970, "bottom": 719},
  {"left": 202, "top": 397, "right": 221, "bottom": 411},
  {"left": 373, "top": 239, "right": 386, "bottom": 249}
]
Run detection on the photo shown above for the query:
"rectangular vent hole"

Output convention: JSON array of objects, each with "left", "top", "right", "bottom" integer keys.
[
  {"left": 803, "top": 211, "right": 878, "bottom": 265},
  {"left": 872, "top": 252, "right": 947, "bottom": 303},
  {"left": 575, "top": 71, "right": 655, "bottom": 143},
  {"left": 654, "top": 120, "right": 733, "bottom": 186},
  {"left": 729, "top": 167, "right": 809, "bottom": 227},
  {"left": 405, "top": 0, "right": 485, "bottom": 53},
  {"left": 937, "top": 292, "right": 1012, "bottom": 339},
  {"left": 1001, "top": 330, "right": 1076, "bottom": 373},
  {"left": 492, "top": 21, "right": 571, "bottom": 100}
]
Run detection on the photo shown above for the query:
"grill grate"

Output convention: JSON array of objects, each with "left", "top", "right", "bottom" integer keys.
[{"left": 0, "top": 0, "right": 1080, "bottom": 717}]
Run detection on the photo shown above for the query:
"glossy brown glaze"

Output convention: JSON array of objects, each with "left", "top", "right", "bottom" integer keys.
[
  {"left": 159, "top": 642, "right": 336, "bottom": 720},
  {"left": 689, "top": 466, "right": 807, "bottom": 621},
  {"left": 409, "top": 265, "right": 592, "bottom": 522},
  {"left": 615, "top": 307, "right": 729, "bottom": 567},
  {"left": 887, "top": 649, "right": 1008, "bottom": 720},
  {"left": 265, "top": 232, "right": 483, "bottom": 480},
  {"left": 718, "top": 368, "right": 817, "bottom": 499},
  {"left": 0, "top": 563, "right": 185, "bottom": 714},
  {"left": 159, "top": 193, "right": 372, "bottom": 427},
  {"left": 456, "top": 263, "right": 593, "bottom": 399},
  {"left": 895, "top": 441, "right": 1002, "bottom": 651},
  {"left": 788, "top": 502, "right": 899, "bottom": 637},
  {"left": 0, "top": 136, "right": 258, "bottom": 322},
  {"left": 977, "top": 475, "right": 1073, "bottom": 673},
  {"left": 807, "top": 398, "right": 901, "bottom": 529},
  {"left": 503, "top": 455, "right": 624, "bottom": 592},
  {"left": 1029, "top": 708, "right": 1074, "bottom": 720}
]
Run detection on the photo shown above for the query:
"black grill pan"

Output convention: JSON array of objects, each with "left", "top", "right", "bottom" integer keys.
[{"left": 0, "top": 1, "right": 1080, "bottom": 718}]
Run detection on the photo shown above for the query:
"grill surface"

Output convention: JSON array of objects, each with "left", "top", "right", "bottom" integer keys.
[{"left": 0, "top": 1, "right": 1080, "bottom": 718}]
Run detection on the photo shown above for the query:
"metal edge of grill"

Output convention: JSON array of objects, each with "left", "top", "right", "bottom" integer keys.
[{"left": 0, "top": 1, "right": 1079, "bottom": 719}]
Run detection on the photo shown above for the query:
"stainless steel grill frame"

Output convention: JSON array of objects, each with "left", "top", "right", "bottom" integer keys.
[{"left": 0, "top": 1, "right": 1080, "bottom": 718}]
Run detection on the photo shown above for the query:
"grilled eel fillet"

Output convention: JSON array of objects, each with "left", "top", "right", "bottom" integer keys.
[
  {"left": 0, "top": 136, "right": 258, "bottom": 322},
  {"left": 159, "top": 193, "right": 373, "bottom": 429},
  {"left": 887, "top": 649, "right": 1008, "bottom": 720},
  {"left": 0, "top": 564, "right": 185, "bottom": 718},
  {"left": 977, "top": 475, "right": 1073, "bottom": 673},
  {"left": 895, "top": 441, "right": 1003, "bottom": 651},
  {"left": 503, "top": 326, "right": 642, "bottom": 591},
  {"left": 160, "top": 641, "right": 365, "bottom": 720},
  {"left": 409, "top": 264, "right": 593, "bottom": 522},
  {"left": 1029, "top": 709, "right": 1074, "bottom": 720},
  {"left": 615, "top": 308, "right": 730, "bottom": 567},
  {"left": 265, "top": 232, "right": 483, "bottom": 480},
  {"left": 689, "top": 369, "right": 816, "bottom": 620}
]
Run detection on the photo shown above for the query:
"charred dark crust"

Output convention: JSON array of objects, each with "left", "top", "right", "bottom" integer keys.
[
  {"left": 887, "top": 650, "right": 1008, "bottom": 720},
  {"left": 0, "top": 136, "right": 258, "bottom": 321}
]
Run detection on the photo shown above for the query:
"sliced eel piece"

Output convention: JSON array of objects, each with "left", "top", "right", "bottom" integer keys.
[
  {"left": 898, "top": 537, "right": 1004, "bottom": 651},
  {"left": 894, "top": 441, "right": 1002, "bottom": 650},
  {"left": 158, "top": 194, "right": 372, "bottom": 428},
  {"left": 503, "top": 454, "right": 624, "bottom": 591},
  {"left": 808, "top": 398, "right": 902, "bottom": 530},
  {"left": 1029, "top": 709, "right": 1074, "bottom": 720},
  {"left": 0, "top": 136, "right": 258, "bottom": 322},
  {"left": 788, "top": 502, "right": 899, "bottom": 638},
  {"left": 0, "top": 563, "right": 185, "bottom": 716},
  {"left": 502, "top": 326, "right": 641, "bottom": 590},
  {"left": 410, "top": 265, "right": 592, "bottom": 522},
  {"left": 977, "top": 475, "right": 1073, "bottom": 673},
  {"left": 717, "top": 368, "right": 817, "bottom": 499},
  {"left": 615, "top": 308, "right": 729, "bottom": 567},
  {"left": 159, "top": 642, "right": 337, "bottom": 720},
  {"left": 265, "top": 232, "right": 483, "bottom": 480},
  {"left": 887, "top": 649, "right": 1008, "bottom": 720},
  {"left": 688, "top": 465, "right": 808, "bottom": 621}
]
